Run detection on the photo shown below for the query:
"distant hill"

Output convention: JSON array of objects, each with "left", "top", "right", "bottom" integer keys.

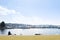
[{"left": 5, "top": 23, "right": 60, "bottom": 29}]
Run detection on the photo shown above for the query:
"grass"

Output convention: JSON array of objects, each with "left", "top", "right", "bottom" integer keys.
[{"left": 0, "top": 35, "right": 60, "bottom": 40}]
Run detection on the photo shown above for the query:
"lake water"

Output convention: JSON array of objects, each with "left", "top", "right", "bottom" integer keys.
[{"left": 0, "top": 28, "right": 60, "bottom": 35}]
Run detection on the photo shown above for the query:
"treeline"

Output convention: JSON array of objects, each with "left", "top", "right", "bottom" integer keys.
[{"left": 0, "top": 21, "right": 60, "bottom": 29}]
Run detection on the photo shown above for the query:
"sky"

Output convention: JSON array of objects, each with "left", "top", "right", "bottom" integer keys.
[{"left": 0, "top": 0, "right": 60, "bottom": 25}]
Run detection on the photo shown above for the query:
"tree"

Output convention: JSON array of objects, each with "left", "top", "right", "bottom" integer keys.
[{"left": 0, "top": 21, "right": 5, "bottom": 29}]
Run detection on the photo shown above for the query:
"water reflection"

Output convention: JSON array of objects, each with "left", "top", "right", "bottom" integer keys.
[{"left": 0, "top": 29, "right": 6, "bottom": 35}]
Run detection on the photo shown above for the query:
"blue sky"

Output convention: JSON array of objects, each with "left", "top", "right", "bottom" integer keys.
[{"left": 0, "top": 0, "right": 60, "bottom": 25}]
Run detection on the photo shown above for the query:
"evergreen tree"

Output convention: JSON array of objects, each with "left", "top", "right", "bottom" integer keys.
[{"left": 0, "top": 21, "right": 5, "bottom": 29}]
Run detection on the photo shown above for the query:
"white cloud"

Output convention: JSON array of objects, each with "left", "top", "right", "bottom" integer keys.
[
  {"left": 0, "top": 6, "right": 60, "bottom": 25},
  {"left": 0, "top": 6, "right": 18, "bottom": 15}
]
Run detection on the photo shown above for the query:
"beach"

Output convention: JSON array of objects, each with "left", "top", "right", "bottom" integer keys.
[{"left": 0, "top": 35, "right": 60, "bottom": 40}]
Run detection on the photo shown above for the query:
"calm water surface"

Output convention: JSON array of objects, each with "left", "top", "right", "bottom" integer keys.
[{"left": 0, "top": 28, "right": 60, "bottom": 35}]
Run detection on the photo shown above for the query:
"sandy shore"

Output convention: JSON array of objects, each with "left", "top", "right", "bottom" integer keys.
[{"left": 0, "top": 35, "right": 60, "bottom": 40}]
